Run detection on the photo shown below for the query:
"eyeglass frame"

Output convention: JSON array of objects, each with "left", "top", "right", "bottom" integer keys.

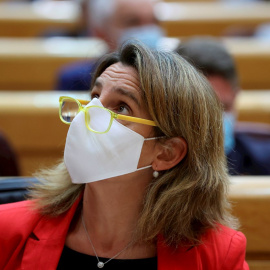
[{"left": 59, "top": 96, "right": 157, "bottom": 134}]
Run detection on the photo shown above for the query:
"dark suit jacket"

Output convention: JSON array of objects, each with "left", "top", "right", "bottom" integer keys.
[
  {"left": 227, "top": 133, "right": 270, "bottom": 175},
  {"left": 56, "top": 61, "right": 96, "bottom": 91}
]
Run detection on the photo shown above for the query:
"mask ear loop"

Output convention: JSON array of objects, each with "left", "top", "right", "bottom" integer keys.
[
  {"left": 136, "top": 165, "right": 159, "bottom": 178},
  {"left": 144, "top": 136, "right": 165, "bottom": 178},
  {"left": 138, "top": 136, "right": 165, "bottom": 176}
]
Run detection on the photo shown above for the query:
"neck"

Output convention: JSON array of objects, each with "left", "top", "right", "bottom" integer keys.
[
  {"left": 75, "top": 169, "right": 156, "bottom": 259},
  {"left": 66, "top": 170, "right": 157, "bottom": 258},
  {"left": 83, "top": 171, "right": 150, "bottom": 245}
]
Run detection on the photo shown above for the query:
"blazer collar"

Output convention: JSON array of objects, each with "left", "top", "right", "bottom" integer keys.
[{"left": 21, "top": 194, "right": 82, "bottom": 269}]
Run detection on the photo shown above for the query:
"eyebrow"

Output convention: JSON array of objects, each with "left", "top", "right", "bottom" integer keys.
[
  {"left": 93, "top": 79, "right": 102, "bottom": 89},
  {"left": 93, "top": 78, "right": 141, "bottom": 108},
  {"left": 114, "top": 87, "right": 141, "bottom": 108}
]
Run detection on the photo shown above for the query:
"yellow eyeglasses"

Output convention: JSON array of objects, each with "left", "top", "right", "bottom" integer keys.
[{"left": 59, "top": 96, "right": 157, "bottom": 134}]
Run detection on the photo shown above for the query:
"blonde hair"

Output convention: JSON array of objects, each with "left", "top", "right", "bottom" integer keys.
[{"left": 30, "top": 41, "right": 237, "bottom": 247}]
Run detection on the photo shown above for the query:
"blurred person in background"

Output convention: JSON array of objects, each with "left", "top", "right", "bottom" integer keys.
[
  {"left": 176, "top": 37, "right": 270, "bottom": 175},
  {"left": 56, "top": 0, "right": 164, "bottom": 91},
  {"left": 0, "top": 131, "right": 19, "bottom": 176}
]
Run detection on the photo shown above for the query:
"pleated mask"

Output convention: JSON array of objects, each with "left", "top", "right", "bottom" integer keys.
[{"left": 64, "top": 98, "right": 158, "bottom": 183}]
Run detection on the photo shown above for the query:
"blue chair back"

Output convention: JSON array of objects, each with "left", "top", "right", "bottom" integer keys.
[{"left": 0, "top": 177, "right": 39, "bottom": 204}]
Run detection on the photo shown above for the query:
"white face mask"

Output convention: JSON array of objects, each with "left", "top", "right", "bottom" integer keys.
[{"left": 64, "top": 98, "right": 158, "bottom": 184}]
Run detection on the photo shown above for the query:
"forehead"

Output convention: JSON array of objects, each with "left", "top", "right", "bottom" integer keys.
[
  {"left": 94, "top": 62, "right": 152, "bottom": 118},
  {"left": 98, "top": 62, "right": 141, "bottom": 90}
]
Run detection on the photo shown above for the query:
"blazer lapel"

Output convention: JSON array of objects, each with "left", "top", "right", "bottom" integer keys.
[{"left": 21, "top": 195, "right": 82, "bottom": 270}]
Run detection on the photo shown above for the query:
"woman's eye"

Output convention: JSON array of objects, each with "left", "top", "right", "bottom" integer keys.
[{"left": 117, "top": 104, "right": 129, "bottom": 115}]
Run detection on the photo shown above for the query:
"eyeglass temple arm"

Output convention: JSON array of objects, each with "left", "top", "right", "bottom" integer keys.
[
  {"left": 78, "top": 99, "right": 90, "bottom": 105},
  {"left": 117, "top": 114, "right": 156, "bottom": 126}
]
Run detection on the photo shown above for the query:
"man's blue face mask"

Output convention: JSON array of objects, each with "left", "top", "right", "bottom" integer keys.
[
  {"left": 223, "top": 112, "right": 236, "bottom": 155},
  {"left": 118, "top": 25, "right": 164, "bottom": 49}
]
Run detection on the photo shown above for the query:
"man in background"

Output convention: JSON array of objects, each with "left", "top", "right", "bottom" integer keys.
[
  {"left": 56, "top": 0, "right": 163, "bottom": 91},
  {"left": 176, "top": 37, "right": 270, "bottom": 175}
]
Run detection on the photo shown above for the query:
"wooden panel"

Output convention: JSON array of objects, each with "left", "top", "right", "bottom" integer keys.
[
  {"left": 155, "top": 2, "right": 270, "bottom": 36},
  {"left": 230, "top": 177, "right": 270, "bottom": 268},
  {"left": 247, "top": 261, "right": 270, "bottom": 270},
  {"left": 1, "top": 37, "right": 269, "bottom": 91},
  {"left": 0, "top": 38, "right": 108, "bottom": 90},
  {"left": 230, "top": 177, "right": 270, "bottom": 253},
  {"left": 236, "top": 91, "right": 270, "bottom": 125},
  {"left": 0, "top": 1, "right": 81, "bottom": 37},
  {"left": 222, "top": 38, "right": 270, "bottom": 90}
]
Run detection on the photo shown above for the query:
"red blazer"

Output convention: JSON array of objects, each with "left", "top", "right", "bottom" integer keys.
[{"left": 0, "top": 198, "right": 249, "bottom": 270}]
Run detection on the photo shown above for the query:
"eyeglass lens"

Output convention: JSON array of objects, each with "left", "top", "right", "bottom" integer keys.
[
  {"left": 87, "top": 106, "right": 112, "bottom": 133},
  {"left": 61, "top": 98, "right": 113, "bottom": 133},
  {"left": 61, "top": 99, "right": 79, "bottom": 123}
]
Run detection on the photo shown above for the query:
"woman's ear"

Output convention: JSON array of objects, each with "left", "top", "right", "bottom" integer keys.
[{"left": 153, "top": 137, "right": 187, "bottom": 171}]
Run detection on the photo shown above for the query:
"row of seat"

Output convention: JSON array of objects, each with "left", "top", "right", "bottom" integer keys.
[
  {"left": 0, "top": 1, "right": 270, "bottom": 37},
  {"left": 0, "top": 36, "right": 269, "bottom": 90},
  {"left": 0, "top": 37, "right": 108, "bottom": 90},
  {"left": 229, "top": 177, "right": 270, "bottom": 270},
  {"left": 0, "top": 1, "right": 81, "bottom": 37},
  {"left": 156, "top": 1, "right": 270, "bottom": 36}
]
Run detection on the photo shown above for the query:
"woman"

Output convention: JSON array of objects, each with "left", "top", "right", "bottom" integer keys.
[{"left": 0, "top": 41, "right": 248, "bottom": 269}]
